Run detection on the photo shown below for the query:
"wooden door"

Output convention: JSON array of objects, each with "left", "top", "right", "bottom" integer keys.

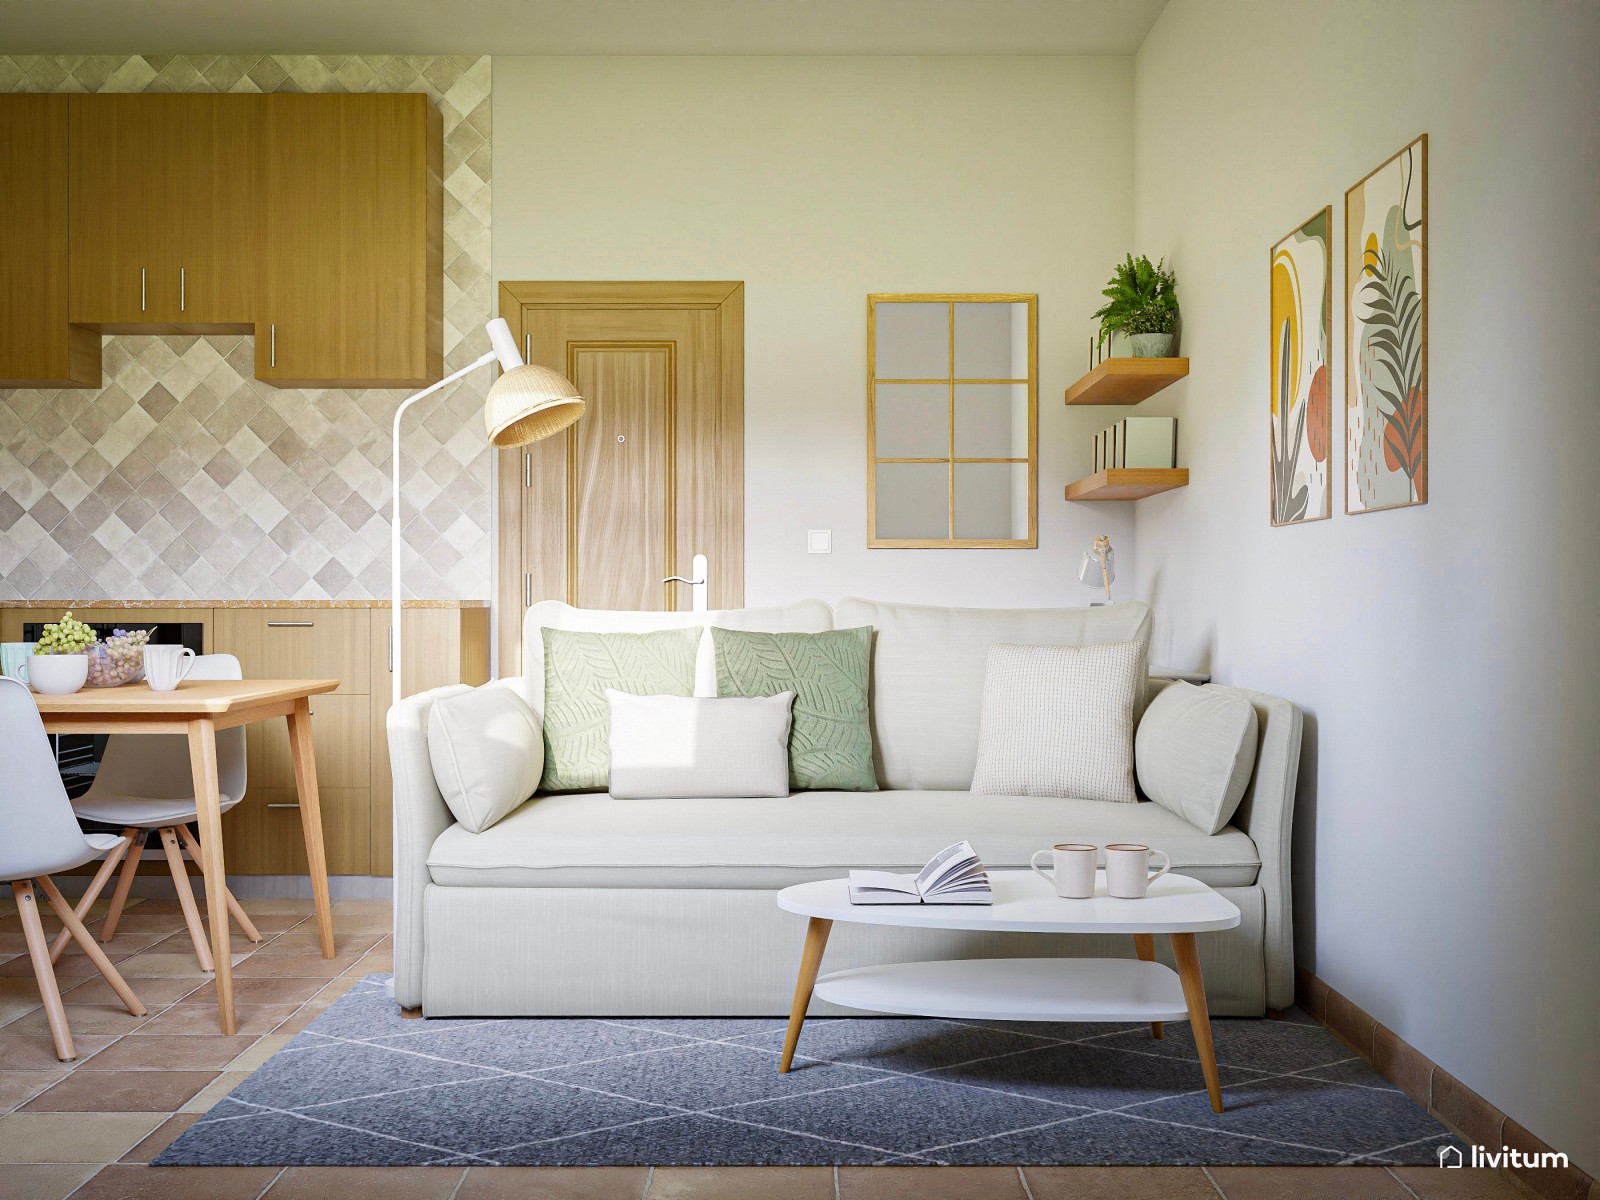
[
  {"left": 0, "top": 95, "right": 98, "bottom": 386},
  {"left": 257, "top": 93, "right": 442, "bottom": 387},
  {"left": 496, "top": 282, "right": 744, "bottom": 674},
  {"left": 173, "top": 96, "right": 258, "bottom": 327}
]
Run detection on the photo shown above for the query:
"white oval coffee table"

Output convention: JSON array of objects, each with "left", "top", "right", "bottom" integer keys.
[{"left": 775, "top": 869, "right": 1241, "bottom": 1111}]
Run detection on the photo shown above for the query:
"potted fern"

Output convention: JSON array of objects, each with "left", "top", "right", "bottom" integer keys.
[{"left": 1091, "top": 254, "right": 1180, "bottom": 358}]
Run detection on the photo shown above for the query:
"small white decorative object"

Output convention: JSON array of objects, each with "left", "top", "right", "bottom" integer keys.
[
  {"left": 1078, "top": 534, "right": 1115, "bottom": 604},
  {"left": 26, "top": 653, "right": 89, "bottom": 695},
  {"left": 143, "top": 645, "right": 196, "bottom": 692}
]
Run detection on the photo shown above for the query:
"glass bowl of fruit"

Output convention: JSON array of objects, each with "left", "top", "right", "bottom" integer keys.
[{"left": 85, "top": 627, "right": 154, "bottom": 687}]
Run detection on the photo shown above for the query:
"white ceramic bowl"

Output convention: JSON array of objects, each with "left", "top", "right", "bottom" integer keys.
[{"left": 27, "top": 653, "right": 88, "bottom": 695}]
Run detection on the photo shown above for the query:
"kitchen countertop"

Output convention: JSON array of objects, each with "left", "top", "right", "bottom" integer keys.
[{"left": 0, "top": 599, "right": 489, "bottom": 609}]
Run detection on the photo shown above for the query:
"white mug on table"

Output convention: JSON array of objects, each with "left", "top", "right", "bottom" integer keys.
[
  {"left": 1030, "top": 842, "right": 1098, "bottom": 899},
  {"left": 1104, "top": 842, "right": 1170, "bottom": 898},
  {"left": 143, "top": 644, "right": 196, "bottom": 692}
]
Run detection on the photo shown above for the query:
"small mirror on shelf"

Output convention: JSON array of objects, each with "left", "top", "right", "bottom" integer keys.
[{"left": 868, "top": 294, "right": 1037, "bottom": 547}]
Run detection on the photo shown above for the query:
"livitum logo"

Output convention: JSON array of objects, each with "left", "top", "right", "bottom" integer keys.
[{"left": 1439, "top": 1143, "right": 1570, "bottom": 1169}]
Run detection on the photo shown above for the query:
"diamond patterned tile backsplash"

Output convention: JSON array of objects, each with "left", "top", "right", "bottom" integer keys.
[{"left": 0, "top": 54, "right": 494, "bottom": 602}]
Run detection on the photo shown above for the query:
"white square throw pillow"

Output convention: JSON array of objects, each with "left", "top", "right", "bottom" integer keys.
[
  {"left": 606, "top": 690, "right": 794, "bottom": 799},
  {"left": 1135, "top": 681, "right": 1259, "bottom": 834},
  {"left": 428, "top": 685, "right": 543, "bottom": 833},
  {"left": 970, "top": 641, "right": 1143, "bottom": 803}
]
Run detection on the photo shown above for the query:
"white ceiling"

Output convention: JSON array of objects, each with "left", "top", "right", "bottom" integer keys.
[{"left": 0, "top": 0, "right": 1170, "bottom": 56}]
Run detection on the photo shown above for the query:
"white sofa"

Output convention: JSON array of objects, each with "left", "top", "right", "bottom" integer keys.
[{"left": 388, "top": 598, "right": 1302, "bottom": 1018}]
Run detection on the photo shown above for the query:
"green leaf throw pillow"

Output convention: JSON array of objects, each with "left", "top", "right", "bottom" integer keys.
[
  {"left": 713, "top": 626, "right": 878, "bottom": 791},
  {"left": 541, "top": 627, "right": 700, "bottom": 792}
]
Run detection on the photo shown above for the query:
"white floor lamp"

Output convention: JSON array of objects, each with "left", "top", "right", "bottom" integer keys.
[{"left": 389, "top": 317, "right": 584, "bottom": 707}]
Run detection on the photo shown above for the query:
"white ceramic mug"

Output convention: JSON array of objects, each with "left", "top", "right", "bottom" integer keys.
[
  {"left": 1030, "top": 842, "right": 1098, "bottom": 899},
  {"left": 1104, "top": 843, "right": 1170, "bottom": 898},
  {"left": 143, "top": 644, "right": 196, "bottom": 692}
]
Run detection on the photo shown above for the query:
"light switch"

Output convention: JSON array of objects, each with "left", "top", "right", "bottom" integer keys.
[{"left": 807, "top": 529, "right": 832, "bottom": 554}]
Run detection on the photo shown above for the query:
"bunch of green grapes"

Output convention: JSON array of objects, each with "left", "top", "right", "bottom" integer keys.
[
  {"left": 86, "top": 626, "right": 153, "bottom": 686},
  {"left": 36, "top": 611, "right": 97, "bottom": 655}
]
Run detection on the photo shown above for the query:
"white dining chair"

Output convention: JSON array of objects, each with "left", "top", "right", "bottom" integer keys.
[
  {"left": 0, "top": 677, "right": 147, "bottom": 1061},
  {"left": 59, "top": 653, "right": 262, "bottom": 972}
]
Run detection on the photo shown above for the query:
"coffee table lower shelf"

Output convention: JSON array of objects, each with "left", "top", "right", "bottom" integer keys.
[{"left": 813, "top": 958, "right": 1190, "bottom": 1023}]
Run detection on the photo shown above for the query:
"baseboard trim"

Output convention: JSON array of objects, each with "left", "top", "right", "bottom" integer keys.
[{"left": 1296, "top": 968, "right": 1595, "bottom": 1200}]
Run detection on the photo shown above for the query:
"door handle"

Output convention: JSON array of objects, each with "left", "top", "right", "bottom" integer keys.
[
  {"left": 662, "top": 553, "right": 710, "bottom": 612},
  {"left": 266, "top": 621, "right": 314, "bottom": 628},
  {"left": 179, "top": 267, "right": 185, "bottom": 312},
  {"left": 270, "top": 323, "right": 277, "bottom": 367},
  {"left": 140, "top": 268, "right": 146, "bottom": 312},
  {"left": 266, "top": 802, "right": 301, "bottom": 810}
]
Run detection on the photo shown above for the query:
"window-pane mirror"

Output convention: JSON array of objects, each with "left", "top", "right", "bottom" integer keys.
[{"left": 868, "top": 294, "right": 1037, "bottom": 547}]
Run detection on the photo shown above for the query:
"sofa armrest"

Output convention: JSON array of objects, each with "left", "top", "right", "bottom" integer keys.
[
  {"left": 1209, "top": 684, "right": 1304, "bottom": 1010},
  {"left": 388, "top": 680, "right": 522, "bottom": 1008}
]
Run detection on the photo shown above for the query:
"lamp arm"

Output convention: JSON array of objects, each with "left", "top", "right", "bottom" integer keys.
[{"left": 391, "top": 349, "right": 498, "bottom": 709}]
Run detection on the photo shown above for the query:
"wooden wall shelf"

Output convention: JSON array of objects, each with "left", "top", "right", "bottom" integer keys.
[
  {"left": 1065, "top": 468, "right": 1189, "bottom": 501},
  {"left": 1064, "top": 357, "right": 1189, "bottom": 406}
]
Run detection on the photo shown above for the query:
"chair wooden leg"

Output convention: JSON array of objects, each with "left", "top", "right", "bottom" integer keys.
[
  {"left": 176, "top": 824, "right": 261, "bottom": 943},
  {"left": 100, "top": 828, "right": 145, "bottom": 943},
  {"left": 49, "top": 835, "right": 134, "bottom": 965},
  {"left": 14, "top": 880, "right": 74, "bottom": 1061},
  {"left": 37, "top": 876, "right": 146, "bottom": 1018},
  {"left": 158, "top": 826, "right": 213, "bottom": 972}
]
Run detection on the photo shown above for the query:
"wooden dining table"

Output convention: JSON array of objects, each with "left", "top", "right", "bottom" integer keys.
[{"left": 33, "top": 678, "right": 340, "bottom": 1034}]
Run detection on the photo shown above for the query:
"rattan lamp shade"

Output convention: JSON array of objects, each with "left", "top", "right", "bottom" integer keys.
[{"left": 485, "top": 364, "right": 586, "bottom": 449}]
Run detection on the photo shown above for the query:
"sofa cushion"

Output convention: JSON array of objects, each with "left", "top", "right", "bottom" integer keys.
[
  {"left": 834, "top": 598, "right": 1153, "bottom": 791},
  {"left": 521, "top": 599, "right": 834, "bottom": 716},
  {"left": 540, "top": 628, "right": 700, "bottom": 792},
  {"left": 713, "top": 626, "right": 877, "bottom": 791},
  {"left": 606, "top": 690, "right": 794, "bottom": 799},
  {"left": 427, "top": 684, "right": 542, "bottom": 833},
  {"left": 427, "top": 789, "right": 1259, "bottom": 890},
  {"left": 972, "top": 641, "right": 1143, "bottom": 804},
  {"left": 1137, "top": 681, "right": 1260, "bottom": 834}
]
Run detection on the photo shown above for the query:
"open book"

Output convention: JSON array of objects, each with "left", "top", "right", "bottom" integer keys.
[{"left": 848, "top": 841, "right": 992, "bottom": 905}]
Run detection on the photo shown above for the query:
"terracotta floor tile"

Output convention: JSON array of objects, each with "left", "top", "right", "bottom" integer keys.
[
  {"left": 268, "top": 1001, "right": 331, "bottom": 1035},
  {"left": 180, "top": 1070, "right": 250, "bottom": 1113},
  {"left": 0, "top": 980, "right": 62, "bottom": 1004},
  {"left": 457, "top": 1167, "right": 652, "bottom": 1200},
  {"left": 0, "top": 953, "right": 109, "bottom": 977},
  {"left": 0, "top": 999, "right": 42, "bottom": 1027},
  {"left": 0, "top": 1163, "right": 101, "bottom": 1200},
  {"left": 62, "top": 976, "right": 203, "bottom": 1006},
  {"left": 0, "top": 1071, "right": 62, "bottom": 1113},
  {"left": 839, "top": 1166, "right": 1028, "bottom": 1200},
  {"left": 0, "top": 1111, "right": 165, "bottom": 1162},
  {"left": 120, "top": 1111, "right": 204, "bottom": 1162},
  {"left": 66, "top": 1163, "right": 284, "bottom": 1200},
  {"left": 238, "top": 899, "right": 315, "bottom": 915},
  {"left": 139, "top": 1001, "right": 301, "bottom": 1036},
  {"left": 232, "top": 952, "right": 366, "bottom": 978},
  {"left": 186, "top": 976, "right": 334, "bottom": 1005},
  {"left": 0, "top": 1002, "right": 153, "bottom": 1038},
  {"left": 253, "top": 932, "right": 384, "bottom": 957},
  {"left": 225, "top": 1033, "right": 290, "bottom": 1073},
  {"left": 0, "top": 1035, "right": 115, "bottom": 1071},
  {"left": 115, "top": 951, "right": 247, "bottom": 979},
  {"left": 651, "top": 1166, "right": 837, "bottom": 1200},
  {"left": 55, "top": 929, "right": 172, "bottom": 956},
  {"left": 22, "top": 1068, "right": 217, "bottom": 1111},
  {"left": 1023, "top": 1166, "right": 1222, "bottom": 1200},
  {"left": 266, "top": 1166, "right": 469, "bottom": 1199},
  {"left": 77, "top": 1034, "right": 255, "bottom": 1071},
  {"left": 1207, "top": 1166, "right": 1412, "bottom": 1199},
  {"left": 1391, "top": 1167, "right": 1530, "bottom": 1198}
]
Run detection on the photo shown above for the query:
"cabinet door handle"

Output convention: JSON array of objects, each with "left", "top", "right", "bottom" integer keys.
[
  {"left": 270, "top": 323, "right": 277, "bottom": 367},
  {"left": 266, "top": 620, "right": 314, "bottom": 627},
  {"left": 140, "top": 267, "right": 146, "bottom": 312},
  {"left": 524, "top": 333, "right": 530, "bottom": 364},
  {"left": 266, "top": 802, "right": 301, "bottom": 810},
  {"left": 179, "top": 267, "right": 185, "bottom": 312}
]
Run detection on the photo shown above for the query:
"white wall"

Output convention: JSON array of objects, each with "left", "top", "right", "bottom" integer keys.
[
  {"left": 1132, "top": 0, "right": 1600, "bottom": 1170},
  {"left": 492, "top": 55, "right": 1136, "bottom": 608}
]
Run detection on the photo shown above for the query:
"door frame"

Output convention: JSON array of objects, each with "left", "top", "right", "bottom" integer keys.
[{"left": 494, "top": 280, "right": 745, "bottom": 676}]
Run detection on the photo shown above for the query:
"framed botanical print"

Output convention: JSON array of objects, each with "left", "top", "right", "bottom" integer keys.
[{"left": 1270, "top": 206, "right": 1333, "bottom": 525}]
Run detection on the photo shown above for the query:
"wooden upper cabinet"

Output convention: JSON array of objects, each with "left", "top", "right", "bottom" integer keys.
[
  {"left": 257, "top": 94, "right": 442, "bottom": 387},
  {"left": 69, "top": 95, "right": 258, "bottom": 329},
  {"left": 0, "top": 95, "right": 99, "bottom": 387}
]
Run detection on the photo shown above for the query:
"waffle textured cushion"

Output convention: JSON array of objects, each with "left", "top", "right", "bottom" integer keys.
[
  {"left": 970, "top": 640, "right": 1143, "bottom": 803},
  {"left": 541, "top": 627, "right": 700, "bottom": 792},
  {"left": 712, "top": 626, "right": 878, "bottom": 791},
  {"left": 428, "top": 684, "right": 543, "bottom": 833},
  {"left": 1135, "top": 681, "right": 1260, "bottom": 834},
  {"left": 606, "top": 690, "right": 794, "bottom": 799}
]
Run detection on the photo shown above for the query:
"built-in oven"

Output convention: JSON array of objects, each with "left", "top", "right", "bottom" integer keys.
[{"left": 21, "top": 619, "right": 206, "bottom": 798}]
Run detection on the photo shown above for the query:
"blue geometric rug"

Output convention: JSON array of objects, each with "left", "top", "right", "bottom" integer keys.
[{"left": 156, "top": 975, "right": 1462, "bottom": 1167}]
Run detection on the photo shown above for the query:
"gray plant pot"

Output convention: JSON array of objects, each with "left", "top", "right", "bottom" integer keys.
[{"left": 1129, "top": 333, "right": 1175, "bottom": 358}]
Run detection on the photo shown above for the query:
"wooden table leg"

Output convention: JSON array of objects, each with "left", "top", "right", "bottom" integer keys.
[
  {"left": 286, "top": 698, "right": 336, "bottom": 959},
  {"left": 778, "top": 917, "right": 832, "bottom": 1073},
  {"left": 187, "top": 717, "right": 235, "bottom": 1036},
  {"left": 1133, "top": 933, "right": 1163, "bottom": 1039},
  {"left": 1171, "top": 931, "right": 1224, "bottom": 1112}
]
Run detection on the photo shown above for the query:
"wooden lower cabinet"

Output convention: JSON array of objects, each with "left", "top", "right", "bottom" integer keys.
[{"left": 223, "top": 787, "right": 371, "bottom": 876}]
